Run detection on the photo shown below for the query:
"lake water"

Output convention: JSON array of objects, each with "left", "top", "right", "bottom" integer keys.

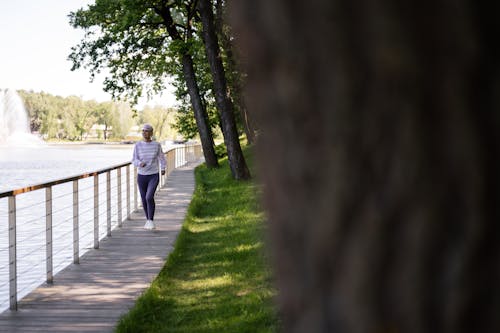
[
  {"left": 0, "top": 143, "right": 137, "bottom": 312},
  {"left": 0, "top": 144, "right": 134, "bottom": 192}
]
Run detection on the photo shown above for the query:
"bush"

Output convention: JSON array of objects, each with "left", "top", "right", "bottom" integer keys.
[{"left": 214, "top": 142, "right": 227, "bottom": 158}]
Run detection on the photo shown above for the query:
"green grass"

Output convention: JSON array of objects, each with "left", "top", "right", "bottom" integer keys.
[{"left": 115, "top": 147, "right": 279, "bottom": 333}]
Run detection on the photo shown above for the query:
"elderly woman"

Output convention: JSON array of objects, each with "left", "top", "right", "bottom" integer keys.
[{"left": 132, "top": 123, "right": 166, "bottom": 229}]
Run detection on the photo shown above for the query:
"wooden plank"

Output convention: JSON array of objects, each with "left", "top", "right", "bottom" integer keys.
[{"left": 0, "top": 162, "right": 200, "bottom": 332}]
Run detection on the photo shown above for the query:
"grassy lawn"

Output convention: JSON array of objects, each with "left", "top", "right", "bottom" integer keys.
[{"left": 115, "top": 147, "right": 279, "bottom": 332}]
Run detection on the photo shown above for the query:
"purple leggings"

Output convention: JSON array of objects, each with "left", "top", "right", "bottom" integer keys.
[{"left": 137, "top": 173, "right": 159, "bottom": 220}]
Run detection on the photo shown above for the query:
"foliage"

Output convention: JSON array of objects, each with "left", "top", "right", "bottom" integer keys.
[
  {"left": 69, "top": 0, "right": 250, "bottom": 175},
  {"left": 18, "top": 89, "right": 181, "bottom": 141},
  {"left": 69, "top": 0, "right": 180, "bottom": 105},
  {"left": 214, "top": 141, "right": 227, "bottom": 158},
  {"left": 115, "top": 147, "right": 279, "bottom": 332},
  {"left": 172, "top": 101, "right": 221, "bottom": 140},
  {"left": 140, "top": 105, "right": 179, "bottom": 140},
  {"left": 69, "top": 0, "right": 244, "bottom": 141},
  {"left": 17, "top": 90, "right": 137, "bottom": 140},
  {"left": 168, "top": 20, "right": 221, "bottom": 140}
]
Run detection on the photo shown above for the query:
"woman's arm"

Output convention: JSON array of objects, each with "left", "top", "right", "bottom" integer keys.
[{"left": 132, "top": 143, "right": 143, "bottom": 167}]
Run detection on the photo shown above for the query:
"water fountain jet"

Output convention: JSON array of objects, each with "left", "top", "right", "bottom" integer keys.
[{"left": 0, "top": 89, "right": 43, "bottom": 146}]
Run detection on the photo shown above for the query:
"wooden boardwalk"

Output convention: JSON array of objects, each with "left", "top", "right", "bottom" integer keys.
[{"left": 0, "top": 161, "right": 200, "bottom": 332}]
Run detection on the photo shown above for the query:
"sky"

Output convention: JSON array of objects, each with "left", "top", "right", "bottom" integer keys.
[{"left": 0, "top": 0, "right": 176, "bottom": 109}]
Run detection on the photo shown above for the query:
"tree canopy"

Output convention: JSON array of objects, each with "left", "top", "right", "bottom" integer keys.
[
  {"left": 18, "top": 90, "right": 177, "bottom": 141},
  {"left": 69, "top": 0, "right": 253, "bottom": 177},
  {"left": 70, "top": 0, "right": 221, "bottom": 168},
  {"left": 69, "top": 0, "right": 172, "bottom": 104}
]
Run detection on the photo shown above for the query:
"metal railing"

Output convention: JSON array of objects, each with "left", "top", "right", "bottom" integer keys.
[{"left": 0, "top": 143, "right": 203, "bottom": 311}]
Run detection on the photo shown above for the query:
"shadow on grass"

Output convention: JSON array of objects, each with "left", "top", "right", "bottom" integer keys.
[{"left": 116, "top": 149, "right": 279, "bottom": 333}]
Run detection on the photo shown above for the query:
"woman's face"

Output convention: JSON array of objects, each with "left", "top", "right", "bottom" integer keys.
[{"left": 142, "top": 129, "right": 153, "bottom": 141}]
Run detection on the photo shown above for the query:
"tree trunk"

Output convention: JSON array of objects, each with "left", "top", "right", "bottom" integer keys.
[
  {"left": 215, "top": 0, "right": 257, "bottom": 145},
  {"left": 181, "top": 54, "right": 219, "bottom": 168},
  {"left": 154, "top": 4, "right": 219, "bottom": 168},
  {"left": 230, "top": 1, "right": 500, "bottom": 332},
  {"left": 198, "top": 0, "right": 251, "bottom": 180}
]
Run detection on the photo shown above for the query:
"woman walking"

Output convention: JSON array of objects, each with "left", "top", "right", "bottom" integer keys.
[{"left": 132, "top": 123, "right": 166, "bottom": 229}]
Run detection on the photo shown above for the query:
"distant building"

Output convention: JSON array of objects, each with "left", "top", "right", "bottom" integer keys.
[{"left": 88, "top": 124, "right": 112, "bottom": 139}]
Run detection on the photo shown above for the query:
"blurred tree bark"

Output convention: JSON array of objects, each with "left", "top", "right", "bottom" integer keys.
[{"left": 229, "top": 1, "right": 500, "bottom": 332}]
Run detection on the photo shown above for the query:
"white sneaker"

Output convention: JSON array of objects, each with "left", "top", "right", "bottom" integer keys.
[{"left": 144, "top": 220, "right": 155, "bottom": 230}]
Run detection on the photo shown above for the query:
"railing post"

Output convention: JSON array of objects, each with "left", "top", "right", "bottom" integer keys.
[
  {"left": 159, "top": 161, "right": 164, "bottom": 187},
  {"left": 166, "top": 152, "right": 170, "bottom": 176},
  {"left": 45, "top": 187, "right": 53, "bottom": 284},
  {"left": 173, "top": 148, "right": 176, "bottom": 168},
  {"left": 117, "top": 168, "right": 122, "bottom": 227},
  {"left": 126, "top": 165, "right": 131, "bottom": 219},
  {"left": 134, "top": 167, "right": 138, "bottom": 211},
  {"left": 106, "top": 171, "right": 111, "bottom": 237},
  {"left": 170, "top": 151, "right": 174, "bottom": 174},
  {"left": 73, "top": 180, "right": 79, "bottom": 264},
  {"left": 168, "top": 149, "right": 175, "bottom": 175},
  {"left": 175, "top": 148, "right": 178, "bottom": 168},
  {"left": 93, "top": 174, "right": 99, "bottom": 249},
  {"left": 168, "top": 152, "right": 171, "bottom": 175},
  {"left": 160, "top": 160, "right": 166, "bottom": 188},
  {"left": 8, "top": 195, "right": 17, "bottom": 311}
]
